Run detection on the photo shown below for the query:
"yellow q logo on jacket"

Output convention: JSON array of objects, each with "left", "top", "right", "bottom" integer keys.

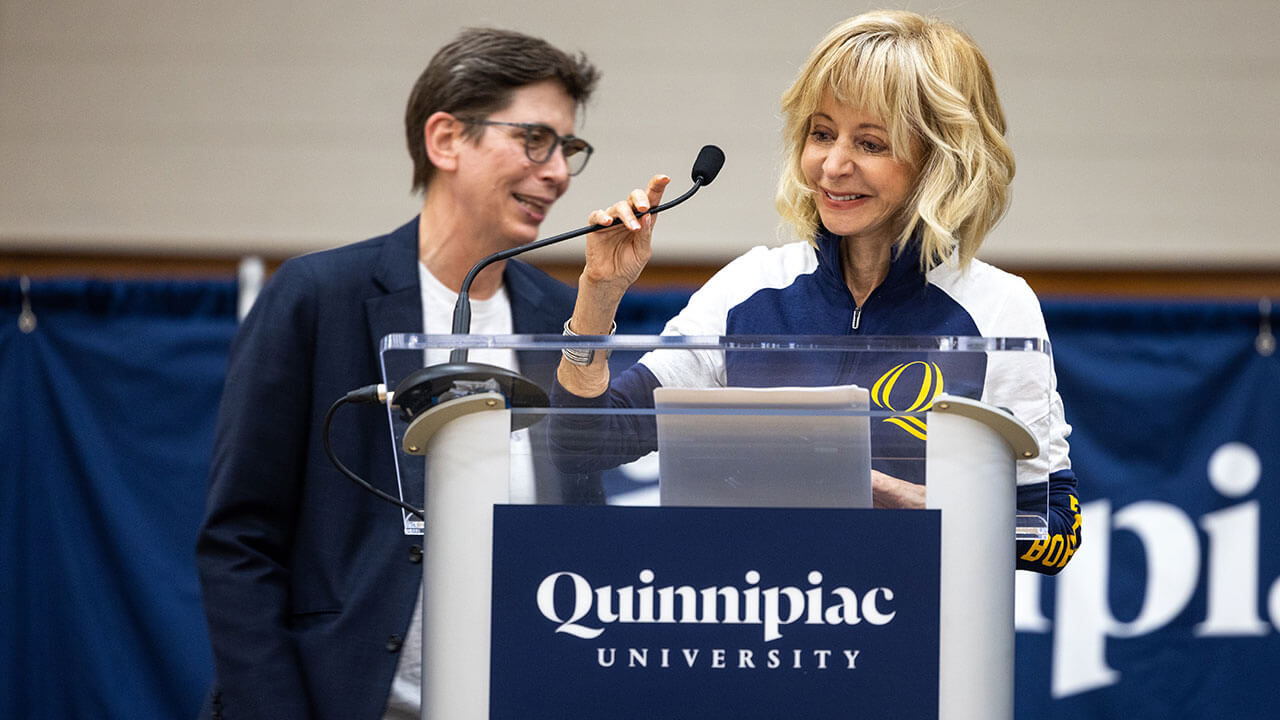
[{"left": 870, "top": 361, "right": 945, "bottom": 441}]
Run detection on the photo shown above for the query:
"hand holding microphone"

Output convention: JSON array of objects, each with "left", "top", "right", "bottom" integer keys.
[
  {"left": 587, "top": 144, "right": 727, "bottom": 234},
  {"left": 590, "top": 173, "right": 672, "bottom": 232},
  {"left": 572, "top": 145, "right": 727, "bottom": 329},
  {"left": 579, "top": 173, "right": 672, "bottom": 307},
  {"left": 451, "top": 145, "right": 725, "bottom": 343}
]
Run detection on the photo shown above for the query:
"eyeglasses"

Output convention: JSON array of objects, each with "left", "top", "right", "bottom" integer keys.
[{"left": 468, "top": 120, "right": 593, "bottom": 176}]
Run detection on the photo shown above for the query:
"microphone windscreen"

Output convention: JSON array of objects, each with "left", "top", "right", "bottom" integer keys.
[{"left": 691, "top": 145, "right": 726, "bottom": 185}]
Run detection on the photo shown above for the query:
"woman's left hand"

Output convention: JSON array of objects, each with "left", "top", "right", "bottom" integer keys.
[{"left": 872, "top": 470, "right": 926, "bottom": 509}]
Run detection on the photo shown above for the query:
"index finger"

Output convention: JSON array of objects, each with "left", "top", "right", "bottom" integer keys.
[{"left": 646, "top": 174, "right": 671, "bottom": 207}]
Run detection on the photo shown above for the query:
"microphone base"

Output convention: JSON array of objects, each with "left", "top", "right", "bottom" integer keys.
[{"left": 391, "top": 362, "right": 548, "bottom": 431}]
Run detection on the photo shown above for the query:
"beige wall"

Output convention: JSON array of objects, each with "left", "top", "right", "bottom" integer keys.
[{"left": 3, "top": 1, "right": 1278, "bottom": 269}]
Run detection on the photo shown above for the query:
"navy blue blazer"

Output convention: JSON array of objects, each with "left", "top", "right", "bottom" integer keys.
[{"left": 196, "top": 218, "right": 593, "bottom": 720}]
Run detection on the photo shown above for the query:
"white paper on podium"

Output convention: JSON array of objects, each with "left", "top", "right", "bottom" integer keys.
[{"left": 654, "top": 384, "right": 872, "bottom": 508}]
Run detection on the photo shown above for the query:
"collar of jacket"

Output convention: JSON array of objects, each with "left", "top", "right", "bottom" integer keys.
[{"left": 812, "top": 226, "right": 928, "bottom": 303}]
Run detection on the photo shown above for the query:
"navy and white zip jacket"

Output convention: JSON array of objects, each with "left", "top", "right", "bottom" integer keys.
[{"left": 551, "top": 229, "right": 1081, "bottom": 574}]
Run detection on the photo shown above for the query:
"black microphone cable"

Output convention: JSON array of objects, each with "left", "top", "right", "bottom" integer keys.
[{"left": 322, "top": 383, "right": 425, "bottom": 520}]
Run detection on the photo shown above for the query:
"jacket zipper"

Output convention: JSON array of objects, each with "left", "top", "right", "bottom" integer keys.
[{"left": 836, "top": 304, "right": 863, "bottom": 384}]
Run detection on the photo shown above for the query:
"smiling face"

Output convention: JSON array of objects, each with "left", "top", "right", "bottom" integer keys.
[
  {"left": 800, "top": 93, "right": 919, "bottom": 249},
  {"left": 453, "top": 79, "right": 578, "bottom": 251}
]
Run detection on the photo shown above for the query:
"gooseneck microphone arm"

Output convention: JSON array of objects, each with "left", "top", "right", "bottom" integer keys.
[
  {"left": 452, "top": 179, "right": 701, "bottom": 333},
  {"left": 449, "top": 144, "right": 725, "bottom": 362}
]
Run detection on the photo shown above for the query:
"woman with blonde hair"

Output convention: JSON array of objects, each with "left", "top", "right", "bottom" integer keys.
[{"left": 552, "top": 10, "right": 1080, "bottom": 574}]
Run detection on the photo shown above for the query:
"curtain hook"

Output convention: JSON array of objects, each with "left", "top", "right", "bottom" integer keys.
[
  {"left": 1258, "top": 298, "right": 1275, "bottom": 357},
  {"left": 18, "top": 275, "right": 37, "bottom": 334}
]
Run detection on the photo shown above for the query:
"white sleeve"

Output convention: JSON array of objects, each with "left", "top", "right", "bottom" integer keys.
[
  {"left": 929, "top": 260, "right": 1072, "bottom": 485},
  {"left": 974, "top": 273, "right": 1072, "bottom": 486}
]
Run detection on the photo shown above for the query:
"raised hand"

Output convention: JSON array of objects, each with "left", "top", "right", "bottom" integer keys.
[{"left": 579, "top": 174, "right": 671, "bottom": 308}]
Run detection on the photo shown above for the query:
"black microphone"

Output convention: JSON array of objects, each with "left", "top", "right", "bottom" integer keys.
[
  {"left": 390, "top": 145, "right": 724, "bottom": 426},
  {"left": 689, "top": 144, "right": 727, "bottom": 186}
]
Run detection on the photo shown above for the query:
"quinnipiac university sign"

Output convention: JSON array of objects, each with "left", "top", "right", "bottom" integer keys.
[{"left": 490, "top": 505, "right": 941, "bottom": 719}]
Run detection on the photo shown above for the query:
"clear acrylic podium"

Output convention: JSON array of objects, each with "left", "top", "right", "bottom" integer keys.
[{"left": 379, "top": 332, "right": 1052, "bottom": 720}]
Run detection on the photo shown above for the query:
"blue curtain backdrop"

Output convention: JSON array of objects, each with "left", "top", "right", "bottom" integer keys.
[
  {"left": 2, "top": 277, "right": 1277, "bottom": 719},
  {"left": 1015, "top": 299, "right": 1280, "bottom": 719},
  {"left": 0, "top": 279, "right": 237, "bottom": 719}
]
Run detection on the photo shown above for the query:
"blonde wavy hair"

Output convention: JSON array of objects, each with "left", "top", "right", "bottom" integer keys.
[{"left": 775, "top": 10, "right": 1015, "bottom": 270}]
